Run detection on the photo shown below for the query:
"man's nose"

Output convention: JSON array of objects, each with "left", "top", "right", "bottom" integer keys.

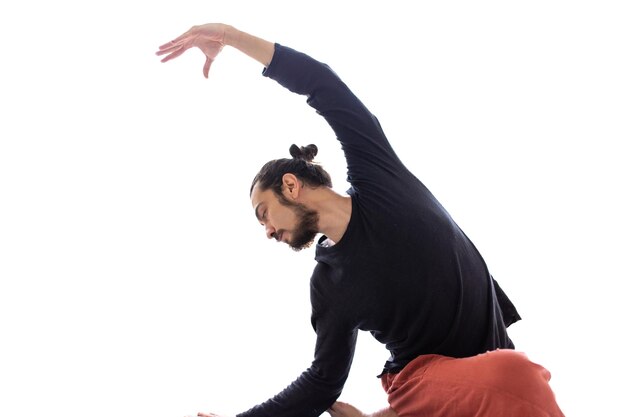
[{"left": 265, "top": 224, "right": 276, "bottom": 240}]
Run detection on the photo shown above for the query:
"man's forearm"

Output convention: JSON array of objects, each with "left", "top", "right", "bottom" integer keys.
[{"left": 223, "top": 25, "right": 275, "bottom": 67}]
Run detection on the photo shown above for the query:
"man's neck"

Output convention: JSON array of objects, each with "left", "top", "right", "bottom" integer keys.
[{"left": 313, "top": 191, "right": 352, "bottom": 244}]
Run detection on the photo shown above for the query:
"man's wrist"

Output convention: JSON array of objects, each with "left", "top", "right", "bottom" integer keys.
[{"left": 222, "top": 24, "right": 239, "bottom": 48}]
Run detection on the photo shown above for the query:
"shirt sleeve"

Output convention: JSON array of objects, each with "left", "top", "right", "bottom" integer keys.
[
  {"left": 262, "top": 43, "right": 410, "bottom": 191},
  {"left": 237, "top": 276, "right": 358, "bottom": 417}
]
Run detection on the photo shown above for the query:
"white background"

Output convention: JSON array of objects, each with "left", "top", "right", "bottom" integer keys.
[{"left": 1, "top": 1, "right": 624, "bottom": 417}]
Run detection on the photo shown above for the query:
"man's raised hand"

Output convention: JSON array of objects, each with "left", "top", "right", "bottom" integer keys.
[{"left": 156, "top": 23, "right": 228, "bottom": 78}]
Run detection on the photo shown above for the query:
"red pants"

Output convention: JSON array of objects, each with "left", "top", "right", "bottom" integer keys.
[{"left": 381, "top": 349, "right": 565, "bottom": 417}]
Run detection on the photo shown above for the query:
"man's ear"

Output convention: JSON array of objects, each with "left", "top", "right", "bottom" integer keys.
[{"left": 282, "top": 173, "right": 301, "bottom": 200}]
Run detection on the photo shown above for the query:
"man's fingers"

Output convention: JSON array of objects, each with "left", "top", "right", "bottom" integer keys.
[
  {"left": 156, "top": 39, "right": 187, "bottom": 55},
  {"left": 157, "top": 41, "right": 177, "bottom": 51},
  {"left": 156, "top": 33, "right": 195, "bottom": 54},
  {"left": 157, "top": 36, "right": 187, "bottom": 52},
  {"left": 159, "top": 47, "right": 187, "bottom": 63},
  {"left": 159, "top": 29, "right": 194, "bottom": 51},
  {"left": 169, "top": 27, "right": 197, "bottom": 45}
]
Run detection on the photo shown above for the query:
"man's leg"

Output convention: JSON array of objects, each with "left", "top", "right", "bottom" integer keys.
[{"left": 382, "top": 350, "right": 565, "bottom": 417}]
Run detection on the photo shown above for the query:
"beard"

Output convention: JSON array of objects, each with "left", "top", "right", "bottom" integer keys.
[{"left": 280, "top": 199, "right": 319, "bottom": 252}]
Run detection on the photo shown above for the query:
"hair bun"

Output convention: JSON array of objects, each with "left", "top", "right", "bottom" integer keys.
[{"left": 289, "top": 144, "right": 318, "bottom": 162}]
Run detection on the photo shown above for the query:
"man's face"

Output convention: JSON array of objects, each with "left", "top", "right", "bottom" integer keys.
[{"left": 251, "top": 184, "right": 319, "bottom": 251}]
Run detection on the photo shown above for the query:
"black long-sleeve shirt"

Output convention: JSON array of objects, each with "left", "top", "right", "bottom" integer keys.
[{"left": 237, "top": 43, "right": 520, "bottom": 417}]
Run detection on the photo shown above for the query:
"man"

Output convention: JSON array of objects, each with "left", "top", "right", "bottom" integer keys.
[{"left": 157, "top": 23, "right": 565, "bottom": 417}]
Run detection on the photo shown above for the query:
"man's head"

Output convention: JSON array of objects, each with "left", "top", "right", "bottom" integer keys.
[{"left": 250, "top": 144, "right": 332, "bottom": 251}]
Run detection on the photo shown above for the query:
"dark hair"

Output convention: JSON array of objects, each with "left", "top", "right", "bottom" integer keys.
[{"left": 250, "top": 144, "right": 332, "bottom": 197}]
